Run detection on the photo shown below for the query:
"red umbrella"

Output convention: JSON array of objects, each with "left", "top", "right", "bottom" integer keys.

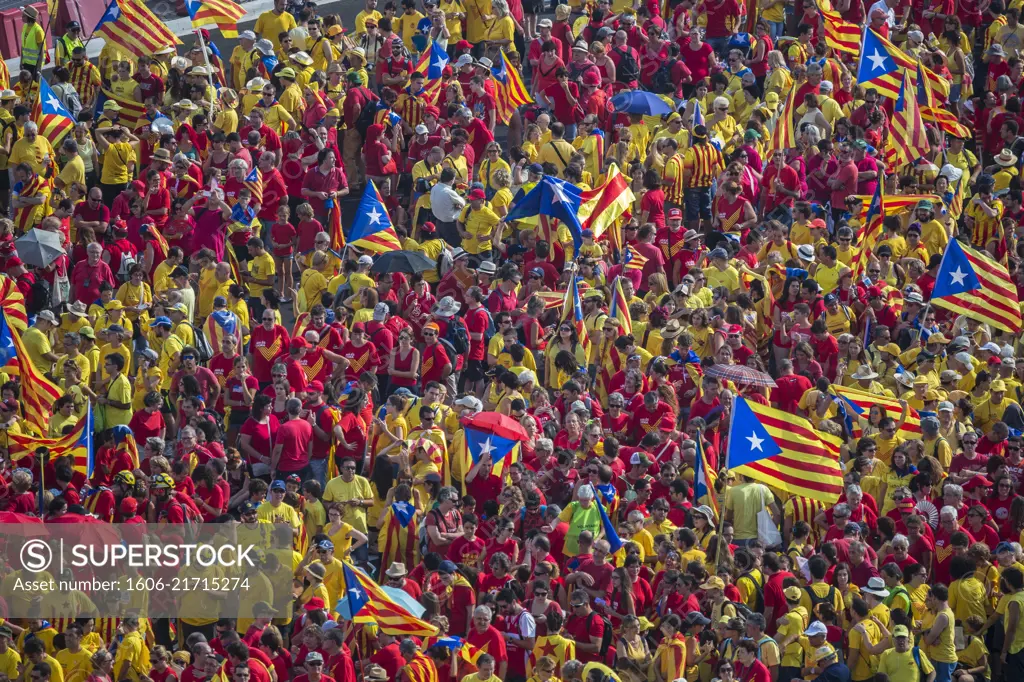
[
  {"left": 46, "top": 514, "right": 122, "bottom": 546},
  {"left": 461, "top": 411, "right": 529, "bottom": 441},
  {"left": 0, "top": 511, "right": 46, "bottom": 536}
]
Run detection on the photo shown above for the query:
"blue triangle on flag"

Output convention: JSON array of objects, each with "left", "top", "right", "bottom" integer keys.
[
  {"left": 931, "top": 239, "right": 981, "bottom": 299},
  {"left": 465, "top": 426, "right": 516, "bottom": 465},
  {"left": 728, "top": 398, "right": 782, "bottom": 468},
  {"left": 348, "top": 181, "right": 393, "bottom": 243}
]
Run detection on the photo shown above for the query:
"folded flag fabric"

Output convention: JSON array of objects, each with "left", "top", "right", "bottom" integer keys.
[{"left": 831, "top": 384, "right": 921, "bottom": 439}]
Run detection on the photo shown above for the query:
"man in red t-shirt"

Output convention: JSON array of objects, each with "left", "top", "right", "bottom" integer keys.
[
  {"left": 466, "top": 608, "right": 508, "bottom": 675},
  {"left": 271, "top": 399, "right": 313, "bottom": 477},
  {"left": 761, "top": 152, "right": 801, "bottom": 212},
  {"left": 462, "top": 287, "right": 491, "bottom": 393},
  {"left": 773, "top": 359, "right": 813, "bottom": 413},
  {"left": 368, "top": 634, "right": 404, "bottom": 680},
  {"left": 563, "top": 590, "right": 606, "bottom": 663}
]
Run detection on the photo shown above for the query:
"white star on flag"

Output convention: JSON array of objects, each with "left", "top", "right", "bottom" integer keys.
[
  {"left": 949, "top": 267, "right": 968, "bottom": 286},
  {"left": 867, "top": 49, "right": 889, "bottom": 72},
  {"left": 431, "top": 52, "right": 449, "bottom": 71},
  {"left": 366, "top": 207, "right": 383, "bottom": 225},
  {"left": 105, "top": 2, "right": 121, "bottom": 20},
  {"left": 549, "top": 180, "right": 571, "bottom": 204},
  {"left": 348, "top": 586, "right": 365, "bottom": 600},
  {"left": 395, "top": 501, "right": 412, "bottom": 515},
  {"left": 746, "top": 432, "right": 765, "bottom": 452},
  {"left": 478, "top": 436, "right": 496, "bottom": 459},
  {"left": 45, "top": 95, "right": 62, "bottom": 112}
]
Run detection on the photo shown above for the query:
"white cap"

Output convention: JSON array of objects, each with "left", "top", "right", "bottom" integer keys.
[
  {"left": 454, "top": 395, "right": 483, "bottom": 411},
  {"left": 954, "top": 351, "right": 975, "bottom": 366},
  {"left": 373, "top": 302, "right": 389, "bottom": 321},
  {"left": 982, "top": 342, "right": 1002, "bottom": 353},
  {"left": 938, "top": 401, "right": 954, "bottom": 412},
  {"left": 415, "top": 124, "right": 429, "bottom": 134},
  {"left": 358, "top": 255, "right": 374, "bottom": 266},
  {"left": 578, "top": 484, "right": 595, "bottom": 500},
  {"left": 239, "top": 30, "right": 256, "bottom": 41},
  {"left": 455, "top": 54, "right": 473, "bottom": 67},
  {"left": 804, "top": 622, "right": 828, "bottom": 637},
  {"left": 819, "top": 80, "right": 833, "bottom": 91}
]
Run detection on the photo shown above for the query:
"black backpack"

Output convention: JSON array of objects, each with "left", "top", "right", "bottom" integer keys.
[
  {"left": 805, "top": 583, "right": 837, "bottom": 610},
  {"left": 738, "top": 571, "right": 765, "bottom": 612},
  {"left": 190, "top": 323, "right": 214, "bottom": 362},
  {"left": 612, "top": 47, "right": 639, "bottom": 83},
  {"left": 26, "top": 279, "right": 49, "bottom": 316},
  {"left": 652, "top": 59, "right": 678, "bottom": 95},
  {"left": 586, "top": 611, "right": 614, "bottom": 657}
]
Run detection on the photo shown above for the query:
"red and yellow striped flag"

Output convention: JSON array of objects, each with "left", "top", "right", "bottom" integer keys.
[
  {"left": 93, "top": 0, "right": 181, "bottom": 57},
  {"left": 609, "top": 276, "right": 632, "bottom": 335},
  {"left": 728, "top": 398, "right": 844, "bottom": 504},
  {"left": 885, "top": 69, "right": 929, "bottom": 170},
  {"left": 342, "top": 561, "right": 438, "bottom": 636},
  {"left": 816, "top": 0, "right": 860, "bottom": 54},
  {"left": 769, "top": 84, "right": 798, "bottom": 156},
  {"left": 187, "top": 0, "right": 246, "bottom": 38},
  {"left": 4, "top": 312, "right": 62, "bottom": 433}
]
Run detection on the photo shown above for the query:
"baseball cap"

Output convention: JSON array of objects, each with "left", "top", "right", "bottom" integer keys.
[
  {"left": 357, "top": 254, "right": 374, "bottom": 266},
  {"left": 415, "top": 124, "right": 429, "bottom": 134},
  {"left": 307, "top": 380, "right": 325, "bottom": 393},
  {"left": 239, "top": 501, "right": 258, "bottom": 514},
  {"left": 469, "top": 188, "right": 486, "bottom": 200},
  {"left": 668, "top": 208, "right": 683, "bottom": 219},
  {"left": 804, "top": 622, "right": 827, "bottom": 637},
  {"left": 893, "top": 625, "right": 910, "bottom": 638},
  {"left": 373, "top": 302, "right": 389, "bottom": 321},
  {"left": 270, "top": 480, "right": 287, "bottom": 492},
  {"left": 149, "top": 316, "right": 173, "bottom": 328},
  {"left": 438, "top": 560, "right": 458, "bottom": 574}
]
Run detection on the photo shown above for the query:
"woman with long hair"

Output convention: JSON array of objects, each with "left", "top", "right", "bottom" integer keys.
[
  {"left": 237, "top": 394, "right": 278, "bottom": 478},
  {"left": 545, "top": 322, "right": 586, "bottom": 391}
]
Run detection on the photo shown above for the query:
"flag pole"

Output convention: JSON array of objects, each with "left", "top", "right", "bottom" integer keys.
[
  {"left": 193, "top": 28, "right": 217, "bottom": 120},
  {"left": 715, "top": 396, "right": 740, "bottom": 557}
]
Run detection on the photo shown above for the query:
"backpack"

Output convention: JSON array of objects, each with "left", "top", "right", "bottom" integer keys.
[
  {"left": 651, "top": 59, "right": 678, "bottom": 95},
  {"left": 437, "top": 244, "right": 454, "bottom": 279},
  {"left": 169, "top": 495, "right": 203, "bottom": 543},
  {"left": 728, "top": 600, "right": 754, "bottom": 618},
  {"left": 586, "top": 611, "right": 614, "bottom": 657},
  {"left": 738, "top": 571, "right": 765, "bottom": 612},
  {"left": 116, "top": 250, "right": 138, "bottom": 282},
  {"left": 26, "top": 278, "right": 49, "bottom": 316},
  {"left": 190, "top": 323, "right": 215, "bottom": 362},
  {"left": 805, "top": 583, "right": 838, "bottom": 610},
  {"left": 611, "top": 46, "right": 639, "bottom": 84},
  {"left": 910, "top": 646, "right": 925, "bottom": 682},
  {"left": 443, "top": 316, "right": 471, "bottom": 356}
]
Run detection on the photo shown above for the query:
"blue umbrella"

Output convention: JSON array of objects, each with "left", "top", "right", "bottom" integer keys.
[{"left": 610, "top": 91, "right": 673, "bottom": 116}]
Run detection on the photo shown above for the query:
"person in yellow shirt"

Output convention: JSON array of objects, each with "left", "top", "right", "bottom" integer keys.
[
  {"left": 94, "top": 126, "right": 138, "bottom": 204},
  {"left": 0, "top": 626, "right": 20, "bottom": 680},
  {"left": 246, "top": 238, "right": 277, "bottom": 300},
  {"left": 354, "top": 0, "right": 383, "bottom": 35},
  {"left": 876, "top": 625, "right": 936, "bottom": 682},
  {"left": 457, "top": 189, "right": 500, "bottom": 258},
  {"left": 99, "top": 353, "right": 133, "bottom": 428},
  {"left": 847, "top": 598, "right": 883, "bottom": 682},
  {"left": 22, "top": 311, "right": 60, "bottom": 373},
  {"left": 276, "top": 67, "right": 306, "bottom": 123},
  {"left": 254, "top": 0, "right": 297, "bottom": 50},
  {"left": 9, "top": 119, "right": 54, "bottom": 177}
]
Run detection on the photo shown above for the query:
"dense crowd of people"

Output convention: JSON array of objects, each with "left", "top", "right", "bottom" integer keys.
[{"left": 5, "top": 0, "right": 1024, "bottom": 682}]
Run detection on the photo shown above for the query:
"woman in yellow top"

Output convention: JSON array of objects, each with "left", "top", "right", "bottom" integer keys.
[
  {"left": 115, "top": 266, "right": 153, "bottom": 323},
  {"left": 48, "top": 395, "right": 78, "bottom": 437},
  {"left": 479, "top": 143, "right": 512, "bottom": 198},
  {"left": 370, "top": 393, "right": 409, "bottom": 469},
  {"left": 482, "top": 0, "right": 516, "bottom": 49},
  {"left": 615, "top": 615, "right": 652, "bottom": 682},
  {"left": 323, "top": 503, "right": 368, "bottom": 559},
  {"left": 764, "top": 51, "right": 793, "bottom": 97},
  {"left": 297, "top": 251, "right": 330, "bottom": 313}
]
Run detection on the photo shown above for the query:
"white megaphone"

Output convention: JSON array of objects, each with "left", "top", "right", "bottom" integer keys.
[{"left": 151, "top": 117, "right": 174, "bottom": 136}]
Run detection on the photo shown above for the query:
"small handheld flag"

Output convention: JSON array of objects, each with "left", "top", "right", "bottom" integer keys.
[{"left": 590, "top": 484, "right": 623, "bottom": 552}]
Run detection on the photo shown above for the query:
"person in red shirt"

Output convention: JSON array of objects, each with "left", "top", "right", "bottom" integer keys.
[
  {"left": 467, "top": 606, "right": 509, "bottom": 675},
  {"left": 734, "top": 639, "right": 772, "bottom": 682},
  {"left": 249, "top": 312, "right": 291, "bottom": 387},
  {"left": 564, "top": 589, "right": 606, "bottom": 663},
  {"left": 337, "top": 322, "right": 381, "bottom": 383},
  {"left": 271, "top": 398, "right": 314, "bottom": 479},
  {"left": 773, "top": 358, "right": 814, "bottom": 413},
  {"left": 761, "top": 151, "right": 801, "bottom": 213}
]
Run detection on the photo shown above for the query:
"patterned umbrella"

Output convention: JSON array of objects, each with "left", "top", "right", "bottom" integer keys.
[{"left": 705, "top": 363, "right": 777, "bottom": 388}]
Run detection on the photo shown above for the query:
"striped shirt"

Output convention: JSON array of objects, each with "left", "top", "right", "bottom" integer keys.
[
  {"left": 663, "top": 153, "right": 685, "bottom": 204},
  {"left": 683, "top": 143, "right": 725, "bottom": 188},
  {"left": 68, "top": 61, "right": 102, "bottom": 108},
  {"left": 783, "top": 495, "right": 826, "bottom": 543}
]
